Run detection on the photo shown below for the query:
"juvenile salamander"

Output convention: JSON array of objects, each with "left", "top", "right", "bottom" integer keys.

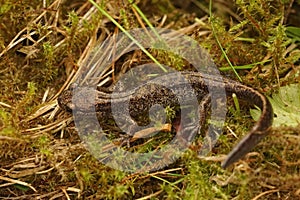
[{"left": 58, "top": 71, "right": 273, "bottom": 168}]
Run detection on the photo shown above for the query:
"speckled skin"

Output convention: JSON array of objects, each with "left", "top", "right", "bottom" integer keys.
[{"left": 58, "top": 71, "right": 273, "bottom": 168}]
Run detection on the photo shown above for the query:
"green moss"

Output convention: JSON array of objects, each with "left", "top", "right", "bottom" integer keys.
[{"left": 0, "top": 0, "right": 299, "bottom": 199}]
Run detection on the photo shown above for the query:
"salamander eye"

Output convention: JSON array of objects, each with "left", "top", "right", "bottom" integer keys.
[{"left": 69, "top": 83, "right": 78, "bottom": 90}]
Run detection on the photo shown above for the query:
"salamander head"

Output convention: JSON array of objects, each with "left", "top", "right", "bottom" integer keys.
[
  {"left": 58, "top": 85, "right": 97, "bottom": 112},
  {"left": 57, "top": 89, "right": 76, "bottom": 112}
]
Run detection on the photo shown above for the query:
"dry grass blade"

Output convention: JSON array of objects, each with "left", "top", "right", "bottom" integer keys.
[
  {"left": 0, "top": 0, "right": 62, "bottom": 58},
  {"left": 251, "top": 189, "right": 280, "bottom": 200},
  {"left": 0, "top": 102, "right": 12, "bottom": 109},
  {"left": 135, "top": 190, "right": 163, "bottom": 200},
  {"left": 0, "top": 136, "right": 24, "bottom": 142},
  {"left": 0, "top": 176, "right": 37, "bottom": 192}
]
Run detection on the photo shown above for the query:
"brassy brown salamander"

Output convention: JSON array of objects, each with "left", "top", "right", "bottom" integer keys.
[{"left": 58, "top": 71, "right": 273, "bottom": 168}]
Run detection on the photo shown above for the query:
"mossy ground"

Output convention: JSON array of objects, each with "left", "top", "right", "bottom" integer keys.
[{"left": 0, "top": 0, "right": 299, "bottom": 199}]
